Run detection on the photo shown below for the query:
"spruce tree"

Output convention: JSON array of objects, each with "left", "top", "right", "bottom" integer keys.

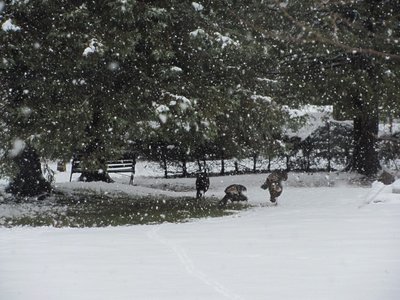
[
  {"left": 241, "top": 0, "right": 400, "bottom": 176},
  {"left": 1, "top": 0, "right": 296, "bottom": 194},
  {"left": 0, "top": 1, "right": 178, "bottom": 191}
]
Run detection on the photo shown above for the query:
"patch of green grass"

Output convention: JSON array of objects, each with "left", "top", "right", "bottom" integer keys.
[{"left": 0, "top": 192, "right": 251, "bottom": 227}]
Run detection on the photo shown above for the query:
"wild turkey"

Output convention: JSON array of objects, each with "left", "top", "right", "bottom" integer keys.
[
  {"left": 196, "top": 171, "right": 210, "bottom": 199},
  {"left": 261, "top": 170, "right": 288, "bottom": 203},
  {"left": 218, "top": 184, "right": 247, "bottom": 207}
]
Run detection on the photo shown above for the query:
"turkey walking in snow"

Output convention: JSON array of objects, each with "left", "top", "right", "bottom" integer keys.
[
  {"left": 218, "top": 184, "right": 248, "bottom": 207},
  {"left": 261, "top": 170, "right": 288, "bottom": 204}
]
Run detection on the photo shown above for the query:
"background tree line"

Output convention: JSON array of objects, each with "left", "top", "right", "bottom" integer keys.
[{"left": 0, "top": 0, "right": 399, "bottom": 196}]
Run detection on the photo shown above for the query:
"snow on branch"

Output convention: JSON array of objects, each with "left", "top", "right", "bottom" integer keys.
[
  {"left": 2, "top": 19, "right": 21, "bottom": 32},
  {"left": 83, "top": 38, "right": 104, "bottom": 57},
  {"left": 190, "top": 29, "right": 240, "bottom": 49},
  {"left": 8, "top": 139, "right": 26, "bottom": 158},
  {"left": 189, "top": 28, "right": 207, "bottom": 38},
  {"left": 163, "top": 92, "right": 192, "bottom": 111},
  {"left": 256, "top": 78, "right": 278, "bottom": 84},
  {"left": 250, "top": 95, "right": 273, "bottom": 104},
  {"left": 192, "top": 2, "right": 204, "bottom": 12},
  {"left": 214, "top": 32, "right": 239, "bottom": 49},
  {"left": 154, "top": 104, "right": 170, "bottom": 124}
]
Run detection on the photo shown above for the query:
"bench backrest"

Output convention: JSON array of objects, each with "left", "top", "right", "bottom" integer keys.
[{"left": 71, "top": 159, "right": 135, "bottom": 173}]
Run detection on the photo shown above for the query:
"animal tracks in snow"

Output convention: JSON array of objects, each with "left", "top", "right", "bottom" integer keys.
[{"left": 147, "top": 225, "right": 242, "bottom": 300}]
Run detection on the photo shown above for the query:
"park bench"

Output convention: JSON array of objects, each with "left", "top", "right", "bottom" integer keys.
[{"left": 69, "top": 158, "right": 136, "bottom": 185}]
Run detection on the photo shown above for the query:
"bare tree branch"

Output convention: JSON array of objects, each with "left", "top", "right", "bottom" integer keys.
[{"left": 275, "top": 0, "right": 400, "bottom": 61}]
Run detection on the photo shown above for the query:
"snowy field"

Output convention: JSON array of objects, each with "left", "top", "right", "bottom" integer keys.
[{"left": 1, "top": 163, "right": 400, "bottom": 300}]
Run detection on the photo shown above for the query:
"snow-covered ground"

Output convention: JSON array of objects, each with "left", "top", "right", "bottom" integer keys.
[{"left": 1, "top": 164, "right": 400, "bottom": 300}]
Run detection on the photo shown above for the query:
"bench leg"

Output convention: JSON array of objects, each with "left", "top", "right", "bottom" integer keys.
[{"left": 129, "top": 174, "right": 134, "bottom": 185}]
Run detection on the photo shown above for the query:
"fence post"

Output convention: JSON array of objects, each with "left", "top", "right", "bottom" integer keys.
[{"left": 327, "top": 121, "right": 331, "bottom": 172}]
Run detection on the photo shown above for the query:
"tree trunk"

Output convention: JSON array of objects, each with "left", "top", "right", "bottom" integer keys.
[
  {"left": 286, "top": 155, "right": 290, "bottom": 171},
  {"left": 234, "top": 161, "right": 239, "bottom": 174},
  {"left": 162, "top": 146, "right": 168, "bottom": 178},
  {"left": 182, "top": 158, "right": 187, "bottom": 177},
  {"left": 197, "top": 159, "right": 202, "bottom": 172},
  {"left": 77, "top": 157, "right": 114, "bottom": 183},
  {"left": 252, "top": 154, "right": 258, "bottom": 173},
  {"left": 351, "top": 113, "right": 380, "bottom": 176},
  {"left": 348, "top": 62, "right": 382, "bottom": 177},
  {"left": 6, "top": 145, "right": 52, "bottom": 197},
  {"left": 220, "top": 158, "right": 225, "bottom": 175},
  {"left": 78, "top": 99, "right": 113, "bottom": 183},
  {"left": 79, "top": 170, "right": 114, "bottom": 183},
  {"left": 327, "top": 121, "right": 332, "bottom": 172}
]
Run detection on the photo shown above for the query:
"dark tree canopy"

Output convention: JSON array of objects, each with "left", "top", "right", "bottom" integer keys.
[
  {"left": 246, "top": 0, "right": 400, "bottom": 176},
  {"left": 2, "top": 0, "right": 398, "bottom": 196},
  {"left": 1, "top": 1, "right": 291, "bottom": 193}
]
